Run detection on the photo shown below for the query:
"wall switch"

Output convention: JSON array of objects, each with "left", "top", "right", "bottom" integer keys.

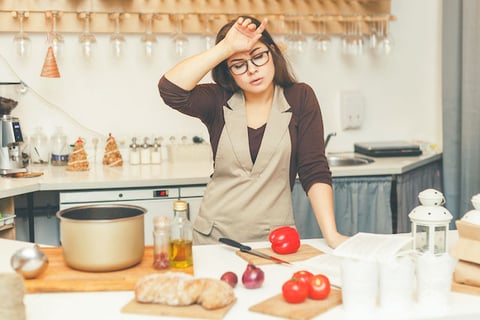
[{"left": 340, "top": 91, "right": 365, "bottom": 130}]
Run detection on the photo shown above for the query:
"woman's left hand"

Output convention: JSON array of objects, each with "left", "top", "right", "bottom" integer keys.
[{"left": 222, "top": 17, "right": 268, "bottom": 54}]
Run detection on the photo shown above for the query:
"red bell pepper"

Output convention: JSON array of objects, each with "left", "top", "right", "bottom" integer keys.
[{"left": 269, "top": 226, "right": 301, "bottom": 254}]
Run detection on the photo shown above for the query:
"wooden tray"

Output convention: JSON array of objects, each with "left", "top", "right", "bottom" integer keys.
[
  {"left": 25, "top": 246, "right": 193, "bottom": 293},
  {"left": 236, "top": 244, "right": 323, "bottom": 265},
  {"left": 249, "top": 289, "right": 342, "bottom": 320},
  {"left": 121, "top": 299, "right": 236, "bottom": 320}
]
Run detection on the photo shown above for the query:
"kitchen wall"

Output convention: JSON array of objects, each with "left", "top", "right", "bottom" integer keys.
[{"left": 0, "top": 0, "right": 442, "bottom": 160}]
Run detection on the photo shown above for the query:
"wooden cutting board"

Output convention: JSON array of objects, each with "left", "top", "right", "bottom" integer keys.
[
  {"left": 249, "top": 289, "right": 342, "bottom": 320},
  {"left": 25, "top": 246, "right": 193, "bottom": 293},
  {"left": 236, "top": 244, "right": 323, "bottom": 265},
  {"left": 121, "top": 299, "right": 236, "bottom": 320},
  {"left": 4, "top": 171, "right": 43, "bottom": 178}
]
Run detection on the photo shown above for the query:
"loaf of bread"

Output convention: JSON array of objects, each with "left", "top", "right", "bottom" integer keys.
[
  {"left": 135, "top": 272, "right": 235, "bottom": 310},
  {"left": 0, "top": 273, "right": 26, "bottom": 320}
]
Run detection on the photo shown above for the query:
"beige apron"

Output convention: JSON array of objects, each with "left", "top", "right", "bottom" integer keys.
[{"left": 193, "top": 86, "right": 295, "bottom": 244}]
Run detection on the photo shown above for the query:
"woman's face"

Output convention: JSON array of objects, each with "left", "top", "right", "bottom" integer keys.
[{"left": 226, "top": 42, "right": 275, "bottom": 94}]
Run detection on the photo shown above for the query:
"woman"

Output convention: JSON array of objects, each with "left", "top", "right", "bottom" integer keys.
[{"left": 158, "top": 16, "right": 347, "bottom": 248}]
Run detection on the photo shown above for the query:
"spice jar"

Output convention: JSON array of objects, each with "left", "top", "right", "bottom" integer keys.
[
  {"left": 153, "top": 216, "right": 171, "bottom": 270},
  {"left": 170, "top": 200, "right": 193, "bottom": 268}
]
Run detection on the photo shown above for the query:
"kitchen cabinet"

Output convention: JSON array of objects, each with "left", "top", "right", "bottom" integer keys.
[
  {"left": 13, "top": 186, "right": 205, "bottom": 246},
  {"left": 292, "top": 158, "right": 443, "bottom": 239}
]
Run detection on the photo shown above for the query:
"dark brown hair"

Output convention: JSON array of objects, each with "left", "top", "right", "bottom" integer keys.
[{"left": 211, "top": 16, "right": 297, "bottom": 92}]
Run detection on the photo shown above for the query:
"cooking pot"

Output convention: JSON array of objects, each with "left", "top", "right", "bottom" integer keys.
[{"left": 56, "top": 204, "right": 146, "bottom": 272}]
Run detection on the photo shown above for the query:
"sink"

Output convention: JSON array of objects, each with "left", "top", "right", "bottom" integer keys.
[{"left": 327, "top": 155, "right": 375, "bottom": 167}]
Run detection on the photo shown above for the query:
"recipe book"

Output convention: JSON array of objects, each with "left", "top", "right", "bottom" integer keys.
[{"left": 332, "top": 232, "right": 413, "bottom": 262}]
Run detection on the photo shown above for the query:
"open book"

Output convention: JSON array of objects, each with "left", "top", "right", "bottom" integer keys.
[{"left": 332, "top": 232, "right": 413, "bottom": 262}]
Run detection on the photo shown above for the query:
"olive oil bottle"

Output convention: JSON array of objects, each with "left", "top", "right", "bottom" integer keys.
[{"left": 169, "top": 200, "right": 193, "bottom": 268}]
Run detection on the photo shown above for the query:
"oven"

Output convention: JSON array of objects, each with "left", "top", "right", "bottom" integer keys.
[{"left": 59, "top": 185, "right": 205, "bottom": 246}]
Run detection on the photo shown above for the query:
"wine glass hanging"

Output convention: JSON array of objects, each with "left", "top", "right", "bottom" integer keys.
[
  {"left": 78, "top": 12, "right": 97, "bottom": 59},
  {"left": 110, "top": 13, "right": 126, "bottom": 58},
  {"left": 12, "top": 11, "right": 31, "bottom": 57},
  {"left": 140, "top": 14, "right": 157, "bottom": 58},
  {"left": 46, "top": 11, "right": 64, "bottom": 59},
  {"left": 171, "top": 14, "right": 189, "bottom": 57}
]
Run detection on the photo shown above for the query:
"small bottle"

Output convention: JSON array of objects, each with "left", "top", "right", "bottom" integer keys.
[
  {"left": 153, "top": 216, "right": 171, "bottom": 270},
  {"left": 140, "top": 137, "right": 151, "bottom": 164},
  {"left": 151, "top": 137, "right": 162, "bottom": 164},
  {"left": 170, "top": 200, "right": 193, "bottom": 268},
  {"left": 129, "top": 137, "right": 140, "bottom": 165}
]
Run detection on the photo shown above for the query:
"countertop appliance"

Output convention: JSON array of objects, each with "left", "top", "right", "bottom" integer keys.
[
  {"left": 354, "top": 141, "right": 422, "bottom": 157},
  {"left": 58, "top": 186, "right": 205, "bottom": 246},
  {"left": 0, "top": 82, "right": 27, "bottom": 175}
]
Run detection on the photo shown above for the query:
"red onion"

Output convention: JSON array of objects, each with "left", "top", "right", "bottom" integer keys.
[
  {"left": 242, "top": 264, "right": 264, "bottom": 289},
  {"left": 220, "top": 271, "right": 238, "bottom": 288}
]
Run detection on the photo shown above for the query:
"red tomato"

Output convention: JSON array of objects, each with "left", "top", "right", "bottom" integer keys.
[
  {"left": 292, "top": 270, "right": 314, "bottom": 285},
  {"left": 308, "top": 274, "right": 331, "bottom": 300},
  {"left": 281, "top": 279, "right": 309, "bottom": 304}
]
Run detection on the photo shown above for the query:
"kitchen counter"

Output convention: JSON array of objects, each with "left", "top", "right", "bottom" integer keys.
[
  {"left": 0, "top": 152, "right": 442, "bottom": 199},
  {"left": 1, "top": 232, "right": 480, "bottom": 320}
]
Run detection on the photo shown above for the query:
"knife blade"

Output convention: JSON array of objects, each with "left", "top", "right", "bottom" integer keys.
[{"left": 218, "top": 237, "right": 291, "bottom": 265}]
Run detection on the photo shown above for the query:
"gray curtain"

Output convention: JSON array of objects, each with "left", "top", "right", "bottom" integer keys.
[
  {"left": 395, "top": 160, "right": 443, "bottom": 233},
  {"left": 292, "top": 176, "right": 393, "bottom": 239},
  {"left": 442, "top": 0, "right": 480, "bottom": 220}
]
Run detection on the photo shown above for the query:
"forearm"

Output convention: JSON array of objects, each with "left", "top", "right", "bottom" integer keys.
[
  {"left": 164, "top": 41, "right": 234, "bottom": 91},
  {"left": 307, "top": 182, "right": 348, "bottom": 248}
]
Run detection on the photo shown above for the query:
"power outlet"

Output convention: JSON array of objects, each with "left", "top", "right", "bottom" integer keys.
[{"left": 340, "top": 91, "right": 365, "bottom": 130}]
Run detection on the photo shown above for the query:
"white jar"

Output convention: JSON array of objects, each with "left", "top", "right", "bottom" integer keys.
[{"left": 30, "top": 127, "right": 49, "bottom": 165}]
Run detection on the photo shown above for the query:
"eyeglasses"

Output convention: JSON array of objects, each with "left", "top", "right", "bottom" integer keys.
[{"left": 228, "top": 50, "right": 270, "bottom": 75}]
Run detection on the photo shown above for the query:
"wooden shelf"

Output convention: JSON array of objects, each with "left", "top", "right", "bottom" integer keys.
[
  {"left": 0, "top": 0, "right": 393, "bottom": 35},
  {"left": 0, "top": 197, "right": 16, "bottom": 240}
]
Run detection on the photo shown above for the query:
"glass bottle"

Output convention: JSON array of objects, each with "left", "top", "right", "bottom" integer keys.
[
  {"left": 129, "top": 137, "right": 140, "bottom": 165},
  {"left": 169, "top": 200, "right": 193, "bottom": 268},
  {"left": 50, "top": 126, "right": 69, "bottom": 166},
  {"left": 153, "top": 215, "right": 171, "bottom": 270},
  {"left": 140, "top": 137, "right": 151, "bottom": 164},
  {"left": 151, "top": 137, "right": 162, "bottom": 164}
]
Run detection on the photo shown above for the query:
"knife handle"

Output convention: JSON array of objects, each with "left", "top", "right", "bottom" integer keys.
[{"left": 218, "top": 238, "right": 252, "bottom": 251}]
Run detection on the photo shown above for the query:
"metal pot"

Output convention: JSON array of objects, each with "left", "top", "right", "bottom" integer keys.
[{"left": 56, "top": 204, "right": 146, "bottom": 272}]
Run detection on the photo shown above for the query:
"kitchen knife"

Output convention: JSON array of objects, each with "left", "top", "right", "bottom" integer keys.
[{"left": 219, "top": 237, "right": 291, "bottom": 265}]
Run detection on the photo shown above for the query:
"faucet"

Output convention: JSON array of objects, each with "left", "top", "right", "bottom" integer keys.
[{"left": 324, "top": 132, "right": 336, "bottom": 151}]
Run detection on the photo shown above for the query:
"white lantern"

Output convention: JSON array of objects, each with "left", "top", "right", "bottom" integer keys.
[{"left": 408, "top": 189, "right": 453, "bottom": 255}]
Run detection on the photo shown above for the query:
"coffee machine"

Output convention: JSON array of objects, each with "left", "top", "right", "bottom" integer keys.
[{"left": 0, "top": 82, "right": 27, "bottom": 175}]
